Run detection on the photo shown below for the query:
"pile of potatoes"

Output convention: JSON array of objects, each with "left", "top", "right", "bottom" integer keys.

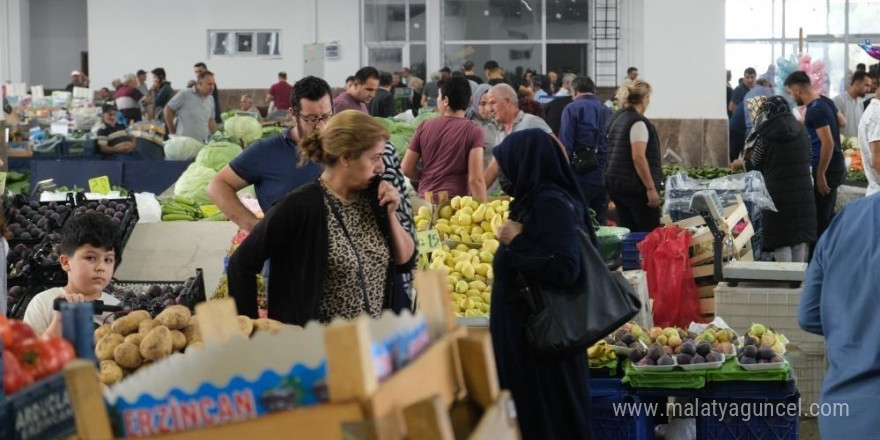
[{"left": 94, "top": 305, "right": 285, "bottom": 385}]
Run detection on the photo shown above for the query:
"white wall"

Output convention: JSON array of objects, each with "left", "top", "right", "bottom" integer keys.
[
  {"left": 30, "top": 0, "right": 88, "bottom": 89},
  {"left": 639, "top": 0, "right": 727, "bottom": 119},
  {"left": 618, "top": 0, "right": 644, "bottom": 82},
  {"left": 317, "top": 0, "right": 362, "bottom": 87},
  {"left": 87, "top": 0, "right": 360, "bottom": 91},
  {"left": 0, "top": 0, "right": 31, "bottom": 84}
]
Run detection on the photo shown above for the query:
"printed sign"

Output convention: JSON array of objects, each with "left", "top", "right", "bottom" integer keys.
[
  {"left": 417, "top": 230, "right": 442, "bottom": 255},
  {"left": 88, "top": 176, "right": 111, "bottom": 195}
]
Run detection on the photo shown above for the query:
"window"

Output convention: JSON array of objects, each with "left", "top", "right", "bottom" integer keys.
[
  {"left": 725, "top": 0, "right": 880, "bottom": 99},
  {"left": 725, "top": 0, "right": 780, "bottom": 39},
  {"left": 368, "top": 47, "right": 404, "bottom": 76},
  {"left": 442, "top": 0, "right": 590, "bottom": 83},
  {"left": 208, "top": 30, "right": 280, "bottom": 58},
  {"left": 364, "top": 0, "right": 426, "bottom": 79},
  {"left": 361, "top": 0, "right": 595, "bottom": 85},
  {"left": 444, "top": 43, "right": 543, "bottom": 85},
  {"left": 444, "top": 0, "right": 541, "bottom": 41},
  {"left": 849, "top": 0, "right": 880, "bottom": 34},
  {"left": 547, "top": 2, "right": 589, "bottom": 40}
]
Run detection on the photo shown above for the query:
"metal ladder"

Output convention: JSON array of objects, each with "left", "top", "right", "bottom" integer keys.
[{"left": 592, "top": 0, "right": 620, "bottom": 88}]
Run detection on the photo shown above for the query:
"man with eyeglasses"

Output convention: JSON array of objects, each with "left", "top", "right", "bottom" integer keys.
[
  {"left": 208, "top": 75, "right": 418, "bottom": 309},
  {"left": 207, "top": 76, "right": 328, "bottom": 231}
]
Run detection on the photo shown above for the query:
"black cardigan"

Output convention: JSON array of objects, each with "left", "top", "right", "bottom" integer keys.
[{"left": 227, "top": 178, "right": 416, "bottom": 325}]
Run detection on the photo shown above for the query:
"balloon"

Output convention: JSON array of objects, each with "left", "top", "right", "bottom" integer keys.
[{"left": 858, "top": 39, "right": 880, "bottom": 60}]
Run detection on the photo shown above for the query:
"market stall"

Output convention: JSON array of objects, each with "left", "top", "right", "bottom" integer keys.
[
  {"left": 1, "top": 272, "right": 519, "bottom": 440},
  {"left": 587, "top": 320, "right": 800, "bottom": 440}
]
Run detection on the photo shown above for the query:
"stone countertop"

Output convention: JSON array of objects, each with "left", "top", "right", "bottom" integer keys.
[{"left": 115, "top": 221, "right": 239, "bottom": 295}]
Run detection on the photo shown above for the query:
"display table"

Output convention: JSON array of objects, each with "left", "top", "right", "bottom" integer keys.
[
  {"left": 115, "top": 221, "right": 239, "bottom": 293},
  {"left": 9, "top": 156, "right": 191, "bottom": 194}
]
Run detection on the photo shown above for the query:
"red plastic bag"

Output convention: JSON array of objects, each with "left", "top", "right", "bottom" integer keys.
[{"left": 637, "top": 226, "right": 704, "bottom": 328}]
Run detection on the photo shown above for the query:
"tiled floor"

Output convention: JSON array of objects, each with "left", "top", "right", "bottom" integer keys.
[{"left": 801, "top": 417, "right": 821, "bottom": 440}]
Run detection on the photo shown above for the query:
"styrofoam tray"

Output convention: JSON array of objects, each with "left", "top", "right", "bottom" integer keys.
[
  {"left": 677, "top": 357, "right": 724, "bottom": 370},
  {"left": 610, "top": 339, "right": 647, "bottom": 356},
  {"left": 632, "top": 356, "right": 677, "bottom": 372},
  {"left": 736, "top": 356, "right": 788, "bottom": 371}
]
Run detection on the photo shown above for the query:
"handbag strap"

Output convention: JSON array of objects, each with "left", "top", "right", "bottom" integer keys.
[{"left": 321, "top": 186, "right": 372, "bottom": 315}]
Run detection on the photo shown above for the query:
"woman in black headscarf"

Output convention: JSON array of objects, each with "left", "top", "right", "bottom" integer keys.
[
  {"left": 491, "top": 129, "right": 593, "bottom": 440},
  {"left": 737, "top": 95, "right": 816, "bottom": 262}
]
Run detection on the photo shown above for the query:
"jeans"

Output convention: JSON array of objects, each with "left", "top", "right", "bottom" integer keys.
[
  {"left": 813, "top": 163, "right": 846, "bottom": 239},
  {"left": 773, "top": 243, "right": 808, "bottom": 263},
  {"left": 579, "top": 182, "right": 608, "bottom": 226}
]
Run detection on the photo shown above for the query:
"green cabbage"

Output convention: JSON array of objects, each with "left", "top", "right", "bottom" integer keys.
[
  {"left": 195, "top": 141, "right": 243, "bottom": 171},
  {"left": 373, "top": 117, "right": 397, "bottom": 133},
  {"left": 379, "top": 111, "right": 442, "bottom": 159},
  {"left": 224, "top": 116, "right": 263, "bottom": 147},
  {"left": 174, "top": 163, "right": 217, "bottom": 205},
  {"left": 164, "top": 136, "right": 205, "bottom": 161},
  {"left": 261, "top": 126, "right": 284, "bottom": 139}
]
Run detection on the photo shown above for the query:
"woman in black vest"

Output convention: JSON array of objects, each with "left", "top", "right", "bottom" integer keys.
[
  {"left": 737, "top": 96, "right": 816, "bottom": 262},
  {"left": 605, "top": 80, "right": 662, "bottom": 232}
]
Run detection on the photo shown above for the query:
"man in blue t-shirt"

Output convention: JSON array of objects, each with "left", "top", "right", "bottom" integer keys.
[
  {"left": 206, "top": 76, "right": 328, "bottom": 231},
  {"left": 784, "top": 71, "right": 848, "bottom": 238}
]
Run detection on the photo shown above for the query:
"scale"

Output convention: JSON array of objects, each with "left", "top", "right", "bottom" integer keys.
[
  {"left": 688, "top": 190, "right": 807, "bottom": 287},
  {"left": 722, "top": 261, "right": 806, "bottom": 287}
]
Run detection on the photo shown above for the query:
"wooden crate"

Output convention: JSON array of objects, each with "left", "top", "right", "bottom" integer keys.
[
  {"left": 663, "top": 197, "right": 755, "bottom": 279},
  {"left": 66, "top": 272, "right": 519, "bottom": 440}
]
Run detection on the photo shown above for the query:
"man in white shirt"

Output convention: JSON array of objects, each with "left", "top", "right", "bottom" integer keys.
[
  {"left": 858, "top": 99, "right": 880, "bottom": 197},
  {"left": 833, "top": 71, "right": 871, "bottom": 137},
  {"left": 555, "top": 74, "right": 576, "bottom": 97}
]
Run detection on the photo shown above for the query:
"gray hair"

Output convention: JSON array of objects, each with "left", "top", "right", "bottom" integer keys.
[
  {"left": 430, "top": 71, "right": 442, "bottom": 81},
  {"left": 408, "top": 76, "right": 424, "bottom": 91},
  {"left": 488, "top": 83, "right": 518, "bottom": 103},
  {"left": 122, "top": 73, "right": 137, "bottom": 85},
  {"left": 562, "top": 73, "right": 577, "bottom": 86},
  {"left": 240, "top": 94, "right": 253, "bottom": 101}
]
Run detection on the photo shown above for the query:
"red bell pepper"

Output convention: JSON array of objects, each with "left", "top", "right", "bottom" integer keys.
[{"left": 3, "top": 350, "right": 34, "bottom": 395}]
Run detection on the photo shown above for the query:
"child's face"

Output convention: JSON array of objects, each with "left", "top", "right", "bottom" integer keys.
[{"left": 60, "top": 244, "right": 115, "bottom": 296}]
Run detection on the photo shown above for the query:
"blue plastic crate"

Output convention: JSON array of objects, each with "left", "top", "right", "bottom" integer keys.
[
  {"left": 591, "top": 379, "right": 655, "bottom": 440},
  {"left": 621, "top": 232, "right": 649, "bottom": 270},
  {"left": 62, "top": 138, "right": 96, "bottom": 156},
  {"left": 696, "top": 394, "right": 799, "bottom": 440},
  {"left": 704, "top": 380, "right": 797, "bottom": 401},
  {"left": 622, "top": 232, "right": 650, "bottom": 250},
  {"left": 1, "top": 372, "right": 77, "bottom": 440}
]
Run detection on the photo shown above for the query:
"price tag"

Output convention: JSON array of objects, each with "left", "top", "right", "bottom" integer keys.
[
  {"left": 200, "top": 204, "right": 220, "bottom": 217},
  {"left": 88, "top": 176, "right": 111, "bottom": 195},
  {"left": 417, "top": 229, "right": 442, "bottom": 255}
]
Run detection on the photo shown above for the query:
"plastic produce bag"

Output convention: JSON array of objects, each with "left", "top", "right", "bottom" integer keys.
[
  {"left": 656, "top": 417, "right": 697, "bottom": 440},
  {"left": 134, "top": 192, "right": 162, "bottom": 223},
  {"left": 663, "top": 171, "right": 777, "bottom": 216},
  {"left": 638, "top": 226, "right": 704, "bottom": 328}
]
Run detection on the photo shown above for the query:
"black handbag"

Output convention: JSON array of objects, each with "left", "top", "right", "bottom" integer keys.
[
  {"left": 519, "top": 228, "right": 642, "bottom": 355},
  {"left": 571, "top": 147, "right": 599, "bottom": 173}
]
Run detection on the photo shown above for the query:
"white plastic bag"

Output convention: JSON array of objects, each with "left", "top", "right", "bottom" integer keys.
[
  {"left": 666, "top": 417, "right": 697, "bottom": 440},
  {"left": 134, "top": 192, "right": 162, "bottom": 223},
  {"left": 663, "top": 171, "right": 777, "bottom": 215}
]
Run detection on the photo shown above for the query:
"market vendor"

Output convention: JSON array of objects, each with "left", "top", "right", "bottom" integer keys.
[
  {"left": 227, "top": 110, "right": 416, "bottom": 326},
  {"left": 96, "top": 103, "right": 142, "bottom": 160}
]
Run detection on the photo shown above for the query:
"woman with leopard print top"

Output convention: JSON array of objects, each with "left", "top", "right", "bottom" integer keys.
[{"left": 228, "top": 110, "right": 417, "bottom": 325}]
